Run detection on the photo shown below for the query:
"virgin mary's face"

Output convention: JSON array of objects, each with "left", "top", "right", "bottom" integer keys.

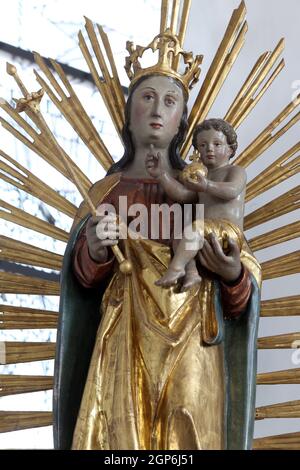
[{"left": 129, "top": 75, "right": 185, "bottom": 149}]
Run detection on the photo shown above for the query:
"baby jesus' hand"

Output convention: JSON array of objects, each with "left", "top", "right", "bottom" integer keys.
[
  {"left": 145, "top": 144, "right": 164, "bottom": 179},
  {"left": 184, "top": 173, "right": 208, "bottom": 193}
]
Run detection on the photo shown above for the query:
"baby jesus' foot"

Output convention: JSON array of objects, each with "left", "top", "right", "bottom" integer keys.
[
  {"left": 180, "top": 270, "right": 202, "bottom": 292},
  {"left": 155, "top": 267, "right": 185, "bottom": 288}
]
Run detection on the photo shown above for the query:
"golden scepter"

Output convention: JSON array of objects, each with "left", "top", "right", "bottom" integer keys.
[{"left": 6, "top": 63, "right": 132, "bottom": 274}]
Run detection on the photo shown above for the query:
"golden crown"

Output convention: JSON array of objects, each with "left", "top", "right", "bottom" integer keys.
[{"left": 124, "top": 29, "right": 203, "bottom": 94}]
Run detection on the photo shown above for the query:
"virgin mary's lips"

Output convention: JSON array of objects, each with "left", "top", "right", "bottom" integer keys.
[{"left": 150, "top": 122, "right": 163, "bottom": 129}]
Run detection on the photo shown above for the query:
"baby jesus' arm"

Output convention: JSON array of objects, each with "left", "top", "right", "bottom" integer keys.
[
  {"left": 159, "top": 172, "right": 198, "bottom": 202},
  {"left": 185, "top": 165, "right": 247, "bottom": 201}
]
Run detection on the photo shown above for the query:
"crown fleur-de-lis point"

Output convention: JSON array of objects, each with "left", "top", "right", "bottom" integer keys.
[{"left": 124, "top": 29, "right": 203, "bottom": 94}]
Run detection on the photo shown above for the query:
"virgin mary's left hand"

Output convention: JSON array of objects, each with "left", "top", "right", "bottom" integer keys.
[{"left": 198, "top": 233, "right": 242, "bottom": 283}]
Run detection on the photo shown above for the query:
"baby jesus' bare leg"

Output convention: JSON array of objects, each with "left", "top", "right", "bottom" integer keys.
[
  {"left": 181, "top": 258, "right": 202, "bottom": 291},
  {"left": 155, "top": 230, "right": 203, "bottom": 288}
]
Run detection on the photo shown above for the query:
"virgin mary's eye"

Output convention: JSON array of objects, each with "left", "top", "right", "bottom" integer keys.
[{"left": 165, "top": 97, "right": 175, "bottom": 106}]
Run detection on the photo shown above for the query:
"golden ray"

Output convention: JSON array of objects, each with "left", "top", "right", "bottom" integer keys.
[
  {"left": 3, "top": 63, "right": 92, "bottom": 192},
  {"left": 248, "top": 221, "right": 300, "bottom": 252},
  {"left": 97, "top": 25, "right": 126, "bottom": 115},
  {"left": 257, "top": 332, "right": 300, "bottom": 349},
  {"left": 0, "top": 115, "right": 64, "bottom": 178},
  {"left": 261, "top": 250, "right": 300, "bottom": 280},
  {"left": 256, "top": 400, "right": 300, "bottom": 419},
  {"left": 1, "top": 342, "right": 56, "bottom": 364},
  {"left": 244, "top": 185, "right": 300, "bottom": 230},
  {"left": 33, "top": 54, "right": 113, "bottom": 171},
  {"left": 160, "top": 0, "right": 169, "bottom": 34},
  {"left": 182, "top": 1, "right": 247, "bottom": 159},
  {"left": 224, "top": 52, "right": 269, "bottom": 120},
  {"left": 0, "top": 150, "right": 77, "bottom": 218},
  {"left": 232, "top": 59, "right": 285, "bottom": 129},
  {"left": 0, "top": 235, "right": 63, "bottom": 270},
  {"left": 173, "top": 0, "right": 192, "bottom": 69},
  {"left": 225, "top": 38, "right": 285, "bottom": 128},
  {"left": 246, "top": 141, "right": 300, "bottom": 202},
  {"left": 253, "top": 431, "right": 300, "bottom": 450},
  {"left": 178, "top": 0, "right": 192, "bottom": 44},
  {"left": 0, "top": 412, "right": 52, "bottom": 433},
  {"left": 0, "top": 199, "right": 69, "bottom": 242},
  {"left": 170, "top": 0, "right": 180, "bottom": 34},
  {"left": 79, "top": 17, "right": 124, "bottom": 140},
  {"left": 0, "top": 375, "right": 53, "bottom": 397},
  {"left": 0, "top": 272, "right": 60, "bottom": 296},
  {"left": 260, "top": 295, "right": 300, "bottom": 317},
  {"left": 235, "top": 94, "right": 300, "bottom": 168},
  {"left": 0, "top": 101, "right": 91, "bottom": 193},
  {"left": 0, "top": 304, "right": 58, "bottom": 330},
  {"left": 78, "top": 30, "right": 119, "bottom": 133},
  {"left": 78, "top": 31, "right": 122, "bottom": 139},
  {"left": 257, "top": 368, "right": 300, "bottom": 385}
]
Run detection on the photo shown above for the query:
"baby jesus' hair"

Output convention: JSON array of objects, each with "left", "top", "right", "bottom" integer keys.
[{"left": 192, "top": 118, "right": 238, "bottom": 158}]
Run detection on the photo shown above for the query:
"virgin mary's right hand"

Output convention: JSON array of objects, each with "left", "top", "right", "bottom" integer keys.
[
  {"left": 86, "top": 213, "right": 119, "bottom": 263},
  {"left": 145, "top": 144, "right": 163, "bottom": 179}
]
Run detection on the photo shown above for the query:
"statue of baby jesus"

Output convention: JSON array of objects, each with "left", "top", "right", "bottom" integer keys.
[{"left": 146, "top": 118, "right": 247, "bottom": 291}]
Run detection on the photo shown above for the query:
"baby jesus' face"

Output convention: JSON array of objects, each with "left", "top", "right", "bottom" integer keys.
[{"left": 195, "top": 128, "right": 233, "bottom": 170}]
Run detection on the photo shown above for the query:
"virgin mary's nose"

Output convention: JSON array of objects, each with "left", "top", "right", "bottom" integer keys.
[{"left": 151, "top": 97, "right": 163, "bottom": 117}]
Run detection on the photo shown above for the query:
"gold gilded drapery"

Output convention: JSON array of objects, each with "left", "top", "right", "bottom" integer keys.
[{"left": 72, "top": 237, "right": 225, "bottom": 450}]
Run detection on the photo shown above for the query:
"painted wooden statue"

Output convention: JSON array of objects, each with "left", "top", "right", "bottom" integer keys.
[{"left": 1, "top": 0, "right": 299, "bottom": 452}]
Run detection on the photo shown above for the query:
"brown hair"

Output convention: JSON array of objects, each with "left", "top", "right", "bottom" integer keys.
[{"left": 192, "top": 118, "right": 238, "bottom": 158}]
